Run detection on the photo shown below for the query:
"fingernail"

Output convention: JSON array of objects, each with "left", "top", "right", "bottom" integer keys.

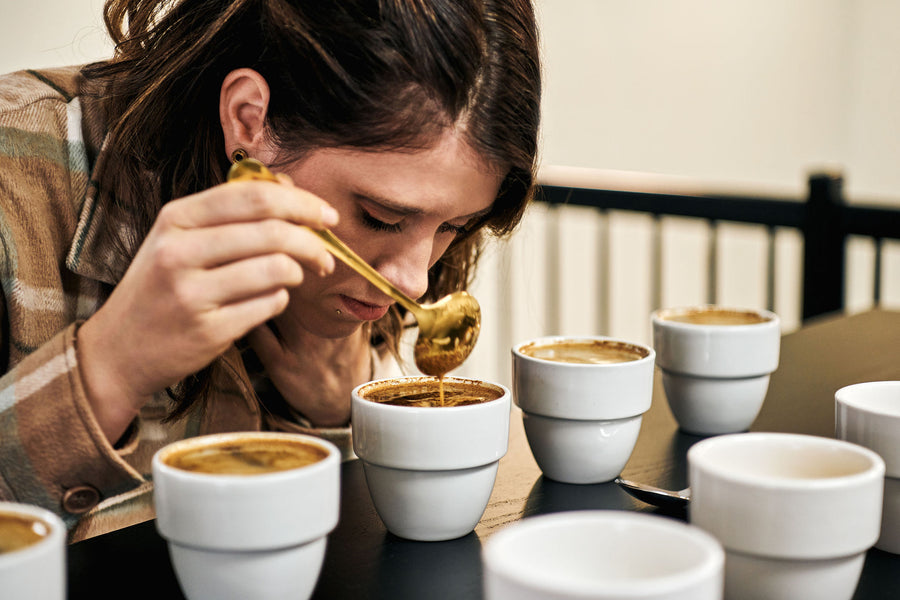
[
  {"left": 321, "top": 205, "right": 339, "bottom": 226},
  {"left": 320, "top": 255, "right": 336, "bottom": 276}
]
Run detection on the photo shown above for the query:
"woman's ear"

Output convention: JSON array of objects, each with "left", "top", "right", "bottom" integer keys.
[{"left": 219, "top": 68, "right": 272, "bottom": 161}]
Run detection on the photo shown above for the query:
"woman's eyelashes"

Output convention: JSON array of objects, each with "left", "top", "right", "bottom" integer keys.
[
  {"left": 360, "top": 208, "right": 469, "bottom": 237},
  {"left": 360, "top": 210, "right": 401, "bottom": 233},
  {"left": 438, "top": 222, "right": 469, "bottom": 236}
]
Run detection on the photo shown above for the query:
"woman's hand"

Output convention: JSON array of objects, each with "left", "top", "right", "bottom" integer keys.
[
  {"left": 245, "top": 311, "right": 372, "bottom": 427},
  {"left": 77, "top": 180, "right": 339, "bottom": 443}
]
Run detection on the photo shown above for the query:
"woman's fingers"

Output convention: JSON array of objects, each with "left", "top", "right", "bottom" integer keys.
[
  {"left": 190, "top": 253, "right": 306, "bottom": 307},
  {"left": 163, "top": 180, "right": 339, "bottom": 230},
  {"left": 208, "top": 289, "right": 293, "bottom": 344},
  {"left": 164, "top": 218, "right": 335, "bottom": 276},
  {"left": 145, "top": 180, "right": 339, "bottom": 277}
]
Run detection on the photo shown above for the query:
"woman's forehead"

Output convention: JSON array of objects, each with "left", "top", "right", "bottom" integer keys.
[{"left": 288, "top": 133, "right": 502, "bottom": 216}]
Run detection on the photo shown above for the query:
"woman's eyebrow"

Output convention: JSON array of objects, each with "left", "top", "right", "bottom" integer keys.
[
  {"left": 356, "top": 193, "right": 423, "bottom": 216},
  {"left": 356, "top": 193, "right": 493, "bottom": 220},
  {"left": 459, "top": 206, "right": 493, "bottom": 221}
]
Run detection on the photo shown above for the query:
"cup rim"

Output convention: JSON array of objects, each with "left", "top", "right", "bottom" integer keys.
[
  {"left": 483, "top": 510, "right": 723, "bottom": 595},
  {"left": 511, "top": 335, "right": 655, "bottom": 368},
  {"left": 152, "top": 431, "right": 340, "bottom": 482},
  {"left": 835, "top": 381, "right": 900, "bottom": 418},
  {"left": 651, "top": 305, "right": 779, "bottom": 329},
  {"left": 0, "top": 501, "right": 66, "bottom": 565},
  {"left": 352, "top": 375, "right": 510, "bottom": 411},
  {"left": 688, "top": 432, "right": 885, "bottom": 490}
]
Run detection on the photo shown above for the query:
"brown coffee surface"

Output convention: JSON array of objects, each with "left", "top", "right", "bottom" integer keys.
[
  {"left": 662, "top": 308, "right": 769, "bottom": 325},
  {"left": 519, "top": 340, "right": 648, "bottom": 364},
  {"left": 165, "top": 438, "right": 327, "bottom": 475},
  {"left": 363, "top": 379, "right": 503, "bottom": 408},
  {"left": 0, "top": 512, "right": 49, "bottom": 554}
]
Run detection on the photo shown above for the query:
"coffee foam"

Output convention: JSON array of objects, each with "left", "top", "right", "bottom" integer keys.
[
  {"left": 0, "top": 511, "right": 49, "bottom": 554},
  {"left": 518, "top": 339, "right": 649, "bottom": 365},
  {"left": 361, "top": 378, "right": 503, "bottom": 408},
  {"left": 164, "top": 437, "right": 328, "bottom": 475},
  {"left": 659, "top": 307, "right": 770, "bottom": 326}
]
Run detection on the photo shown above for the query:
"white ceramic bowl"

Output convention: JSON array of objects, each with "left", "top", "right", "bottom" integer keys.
[
  {"left": 152, "top": 432, "right": 340, "bottom": 600},
  {"left": 0, "top": 502, "right": 66, "bottom": 600},
  {"left": 688, "top": 432, "right": 884, "bottom": 600},
  {"left": 352, "top": 376, "right": 510, "bottom": 541},
  {"left": 652, "top": 306, "right": 781, "bottom": 435},
  {"left": 512, "top": 336, "right": 655, "bottom": 484},
  {"left": 836, "top": 380, "right": 900, "bottom": 553},
  {"left": 482, "top": 511, "right": 724, "bottom": 600}
]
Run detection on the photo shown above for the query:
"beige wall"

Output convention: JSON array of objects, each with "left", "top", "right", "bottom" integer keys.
[
  {"left": 3, "top": 1, "right": 898, "bottom": 387},
  {"left": 467, "top": 0, "right": 900, "bottom": 385},
  {"left": 0, "top": 0, "right": 111, "bottom": 74},
  {"left": 7, "top": 1, "right": 898, "bottom": 199}
]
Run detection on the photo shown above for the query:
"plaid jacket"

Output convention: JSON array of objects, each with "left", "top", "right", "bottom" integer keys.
[{"left": 0, "top": 67, "right": 354, "bottom": 541}]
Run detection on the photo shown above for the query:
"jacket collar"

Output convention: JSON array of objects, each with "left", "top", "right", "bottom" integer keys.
[{"left": 64, "top": 145, "right": 133, "bottom": 286}]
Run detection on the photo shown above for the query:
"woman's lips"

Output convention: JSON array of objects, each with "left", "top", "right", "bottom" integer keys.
[{"left": 340, "top": 295, "right": 391, "bottom": 321}]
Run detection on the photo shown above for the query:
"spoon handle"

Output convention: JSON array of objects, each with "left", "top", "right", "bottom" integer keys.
[
  {"left": 227, "top": 158, "right": 422, "bottom": 316},
  {"left": 310, "top": 229, "right": 421, "bottom": 315}
]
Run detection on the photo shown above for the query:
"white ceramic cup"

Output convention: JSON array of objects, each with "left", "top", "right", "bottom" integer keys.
[
  {"left": 483, "top": 510, "right": 724, "bottom": 600},
  {"left": 836, "top": 380, "right": 900, "bottom": 554},
  {"left": 352, "top": 376, "right": 511, "bottom": 541},
  {"left": 651, "top": 305, "right": 781, "bottom": 435},
  {"left": 512, "top": 336, "right": 655, "bottom": 484},
  {"left": 688, "top": 432, "right": 885, "bottom": 600},
  {"left": 152, "top": 431, "right": 340, "bottom": 600},
  {"left": 0, "top": 502, "right": 66, "bottom": 600}
]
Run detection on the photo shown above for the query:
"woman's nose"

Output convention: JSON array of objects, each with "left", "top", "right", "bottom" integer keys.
[{"left": 372, "top": 236, "right": 433, "bottom": 302}]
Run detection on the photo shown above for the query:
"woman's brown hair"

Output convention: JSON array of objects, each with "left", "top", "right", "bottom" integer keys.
[{"left": 83, "top": 0, "right": 541, "bottom": 415}]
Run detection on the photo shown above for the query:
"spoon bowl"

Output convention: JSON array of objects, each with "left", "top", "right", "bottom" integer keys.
[
  {"left": 227, "top": 158, "right": 481, "bottom": 376},
  {"left": 411, "top": 292, "right": 481, "bottom": 377}
]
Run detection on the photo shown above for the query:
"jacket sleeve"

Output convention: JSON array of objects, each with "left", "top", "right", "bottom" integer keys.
[
  {"left": 0, "top": 70, "right": 147, "bottom": 526},
  {"left": 0, "top": 320, "right": 146, "bottom": 526}
]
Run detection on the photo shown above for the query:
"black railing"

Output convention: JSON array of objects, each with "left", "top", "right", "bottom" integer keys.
[{"left": 536, "top": 171, "right": 900, "bottom": 321}]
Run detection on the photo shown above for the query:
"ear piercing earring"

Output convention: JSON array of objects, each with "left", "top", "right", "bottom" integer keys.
[{"left": 231, "top": 148, "right": 249, "bottom": 163}]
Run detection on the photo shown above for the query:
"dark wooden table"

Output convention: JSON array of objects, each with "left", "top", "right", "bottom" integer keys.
[{"left": 68, "top": 310, "right": 900, "bottom": 600}]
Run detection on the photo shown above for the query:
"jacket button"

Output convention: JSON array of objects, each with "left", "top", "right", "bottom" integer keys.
[{"left": 62, "top": 486, "right": 101, "bottom": 514}]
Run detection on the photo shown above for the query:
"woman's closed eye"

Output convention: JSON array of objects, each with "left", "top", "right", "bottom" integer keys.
[
  {"left": 361, "top": 208, "right": 470, "bottom": 237},
  {"left": 361, "top": 210, "right": 401, "bottom": 233},
  {"left": 437, "top": 222, "right": 470, "bottom": 236}
]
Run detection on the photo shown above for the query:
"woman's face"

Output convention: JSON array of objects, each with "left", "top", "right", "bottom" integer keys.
[{"left": 274, "top": 130, "right": 502, "bottom": 338}]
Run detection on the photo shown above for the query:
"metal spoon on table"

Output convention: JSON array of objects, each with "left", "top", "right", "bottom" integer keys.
[
  {"left": 614, "top": 477, "right": 691, "bottom": 511},
  {"left": 227, "top": 158, "right": 481, "bottom": 377}
]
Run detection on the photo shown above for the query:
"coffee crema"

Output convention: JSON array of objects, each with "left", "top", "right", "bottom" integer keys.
[
  {"left": 0, "top": 511, "right": 49, "bottom": 554},
  {"left": 164, "top": 438, "right": 328, "bottom": 475},
  {"left": 659, "top": 308, "right": 769, "bottom": 326},
  {"left": 362, "top": 379, "right": 503, "bottom": 408},
  {"left": 518, "top": 340, "right": 648, "bottom": 365}
]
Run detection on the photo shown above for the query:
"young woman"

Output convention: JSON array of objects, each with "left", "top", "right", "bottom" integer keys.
[{"left": 0, "top": 0, "right": 540, "bottom": 537}]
